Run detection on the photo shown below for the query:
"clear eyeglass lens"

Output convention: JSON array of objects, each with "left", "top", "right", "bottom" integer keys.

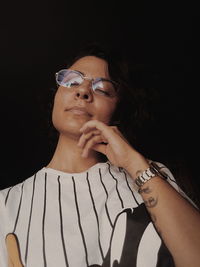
[{"left": 57, "top": 70, "right": 83, "bottom": 87}]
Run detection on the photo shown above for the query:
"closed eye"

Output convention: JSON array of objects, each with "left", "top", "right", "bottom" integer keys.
[
  {"left": 68, "top": 81, "right": 80, "bottom": 86},
  {"left": 64, "top": 77, "right": 83, "bottom": 87},
  {"left": 94, "top": 88, "right": 111, "bottom": 97}
]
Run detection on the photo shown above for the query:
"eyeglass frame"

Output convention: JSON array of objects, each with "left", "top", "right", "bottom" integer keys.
[{"left": 55, "top": 69, "right": 119, "bottom": 97}]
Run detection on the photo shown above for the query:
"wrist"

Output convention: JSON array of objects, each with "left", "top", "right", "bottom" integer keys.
[
  {"left": 134, "top": 161, "right": 169, "bottom": 193},
  {"left": 124, "top": 150, "right": 150, "bottom": 180}
]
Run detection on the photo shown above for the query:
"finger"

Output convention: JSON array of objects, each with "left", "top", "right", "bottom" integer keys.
[
  {"left": 80, "top": 120, "right": 107, "bottom": 133},
  {"left": 81, "top": 135, "right": 105, "bottom": 158},
  {"left": 79, "top": 133, "right": 107, "bottom": 149},
  {"left": 80, "top": 120, "right": 129, "bottom": 148},
  {"left": 77, "top": 130, "right": 101, "bottom": 148},
  {"left": 80, "top": 120, "right": 114, "bottom": 140},
  {"left": 79, "top": 126, "right": 99, "bottom": 135}
]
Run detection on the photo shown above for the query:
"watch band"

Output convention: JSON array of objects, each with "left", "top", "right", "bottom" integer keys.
[{"left": 135, "top": 161, "right": 168, "bottom": 192}]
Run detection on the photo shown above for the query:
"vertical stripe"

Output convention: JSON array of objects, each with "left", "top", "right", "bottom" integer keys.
[
  {"left": 58, "top": 176, "right": 69, "bottom": 267},
  {"left": 99, "top": 168, "right": 113, "bottom": 228},
  {"left": 107, "top": 163, "right": 124, "bottom": 209},
  {"left": 5, "top": 186, "right": 13, "bottom": 205},
  {"left": 25, "top": 174, "right": 36, "bottom": 263},
  {"left": 86, "top": 172, "right": 104, "bottom": 260},
  {"left": 123, "top": 171, "right": 139, "bottom": 206},
  {"left": 72, "top": 176, "right": 89, "bottom": 267},
  {"left": 13, "top": 182, "right": 24, "bottom": 233},
  {"left": 42, "top": 173, "right": 47, "bottom": 267}
]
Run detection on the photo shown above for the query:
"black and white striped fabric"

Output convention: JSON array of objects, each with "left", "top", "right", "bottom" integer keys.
[{"left": 0, "top": 161, "right": 188, "bottom": 267}]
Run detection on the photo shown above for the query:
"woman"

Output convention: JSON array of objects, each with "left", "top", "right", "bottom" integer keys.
[{"left": 0, "top": 43, "right": 200, "bottom": 267}]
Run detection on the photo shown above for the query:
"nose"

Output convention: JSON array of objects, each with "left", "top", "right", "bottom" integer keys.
[{"left": 74, "top": 81, "right": 93, "bottom": 102}]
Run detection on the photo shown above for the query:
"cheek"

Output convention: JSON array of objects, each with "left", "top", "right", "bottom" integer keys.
[
  {"left": 95, "top": 100, "right": 117, "bottom": 124},
  {"left": 51, "top": 90, "right": 67, "bottom": 124}
]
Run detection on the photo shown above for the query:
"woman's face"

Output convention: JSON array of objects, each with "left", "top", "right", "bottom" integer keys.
[{"left": 52, "top": 56, "right": 119, "bottom": 138}]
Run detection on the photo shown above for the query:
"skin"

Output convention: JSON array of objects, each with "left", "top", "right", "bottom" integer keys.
[
  {"left": 6, "top": 234, "right": 24, "bottom": 267},
  {"left": 47, "top": 55, "right": 200, "bottom": 267}
]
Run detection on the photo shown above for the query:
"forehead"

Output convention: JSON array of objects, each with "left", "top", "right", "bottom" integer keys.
[{"left": 69, "top": 56, "right": 110, "bottom": 79}]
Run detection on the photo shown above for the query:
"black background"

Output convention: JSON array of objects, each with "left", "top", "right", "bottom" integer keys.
[{"left": 0, "top": 1, "right": 198, "bottom": 204}]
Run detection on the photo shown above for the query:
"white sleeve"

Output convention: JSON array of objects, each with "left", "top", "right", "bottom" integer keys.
[
  {"left": 155, "top": 161, "right": 199, "bottom": 209},
  {"left": 0, "top": 191, "right": 8, "bottom": 267}
]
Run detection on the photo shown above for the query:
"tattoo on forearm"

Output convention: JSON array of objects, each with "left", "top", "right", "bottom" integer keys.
[
  {"left": 138, "top": 186, "right": 152, "bottom": 194},
  {"left": 144, "top": 197, "right": 158, "bottom": 208}
]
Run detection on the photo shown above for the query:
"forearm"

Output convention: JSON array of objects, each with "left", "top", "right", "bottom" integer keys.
[{"left": 128, "top": 160, "right": 200, "bottom": 267}]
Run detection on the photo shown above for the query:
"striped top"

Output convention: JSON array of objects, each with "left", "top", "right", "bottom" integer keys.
[{"left": 0, "top": 161, "right": 188, "bottom": 267}]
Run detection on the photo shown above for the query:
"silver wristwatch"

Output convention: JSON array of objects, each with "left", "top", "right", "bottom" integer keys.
[{"left": 135, "top": 161, "right": 168, "bottom": 192}]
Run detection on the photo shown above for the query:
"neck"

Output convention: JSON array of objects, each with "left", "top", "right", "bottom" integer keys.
[{"left": 46, "top": 133, "right": 104, "bottom": 173}]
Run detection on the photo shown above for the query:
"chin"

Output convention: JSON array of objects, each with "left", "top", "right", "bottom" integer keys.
[{"left": 54, "top": 119, "right": 87, "bottom": 137}]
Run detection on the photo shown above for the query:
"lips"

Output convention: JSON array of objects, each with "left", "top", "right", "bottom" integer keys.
[{"left": 67, "top": 106, "right": 92, "bottom": 117}]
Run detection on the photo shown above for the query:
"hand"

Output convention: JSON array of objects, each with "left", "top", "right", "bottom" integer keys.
[{"left": 78, "top": 120, "right": 149, "bottom": 177}]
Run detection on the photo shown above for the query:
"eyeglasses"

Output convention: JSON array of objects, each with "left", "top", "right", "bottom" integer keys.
[{"left": 55, "top": 69, "right": 118, "bottom": 98}]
